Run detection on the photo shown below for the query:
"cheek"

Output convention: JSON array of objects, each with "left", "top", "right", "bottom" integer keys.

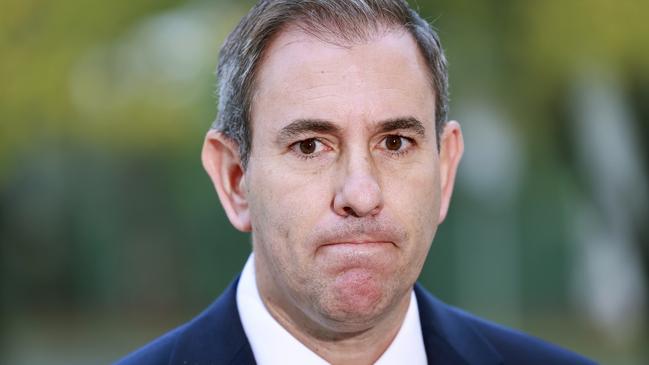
[
  {"left": 247, "top": 164, "right": 330, "bottom": 256},
  {"left": 384, "top": 163, "right": 441, "bottom": 243}
]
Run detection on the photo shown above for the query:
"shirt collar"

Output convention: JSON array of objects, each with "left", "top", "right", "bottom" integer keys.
[{"left": 236, "top": 253, "right": 426, "bottom": 364}]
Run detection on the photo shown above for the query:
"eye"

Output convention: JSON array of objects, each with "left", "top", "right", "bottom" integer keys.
[
  {"left": 385, "top": 135, "right": 403, "bottom": 151},
  {"left": 290, "top": 138, "right": 329, "bottom": 158},
  {"left": 381, "top": 135, "right": 413, "bottom": 153},
  {"left": 299, "top": 139, "right": 317, "bottom": 154}
]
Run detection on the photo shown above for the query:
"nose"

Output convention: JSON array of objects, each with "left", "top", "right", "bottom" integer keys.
[{"left": 333, "top": 154, "right": 383, "bottom": 218}]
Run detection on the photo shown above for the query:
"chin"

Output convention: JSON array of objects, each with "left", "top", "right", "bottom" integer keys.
[{"left": 316, "top": 268, "right": 398, "bottom": 329}]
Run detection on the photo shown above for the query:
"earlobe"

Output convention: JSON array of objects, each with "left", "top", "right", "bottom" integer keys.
[
  {"left": 437, "top": 120, "right": 464, "bottom": 223},
  {"left": 201, "top": 130, "right": 252, "bottom": 232}
]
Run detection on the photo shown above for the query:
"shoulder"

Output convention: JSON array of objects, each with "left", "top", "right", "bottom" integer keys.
[
  {"left": 414, "top": 284, "right": 597, "bottom": 365},
  {"left": 114, "top": 324, "right": 186, "bottom": 365},
  {"left": 113, "top": 277, "right": 253, "bottom": 365},
  {"left": 451, "top": 305, "right": 595, "bottom": 364}
]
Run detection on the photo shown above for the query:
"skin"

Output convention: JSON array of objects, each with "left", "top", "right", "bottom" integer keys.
[{"left": 202, "top": 25, "right": 464, "bottom": 364}]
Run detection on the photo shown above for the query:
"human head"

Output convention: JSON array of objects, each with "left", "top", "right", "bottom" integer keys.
[
  {"left": 212, "top": 0, "right": 449, "bottom": 168},
  {"left": 202, "top": 0, "right": 464, "bottom": 355}
]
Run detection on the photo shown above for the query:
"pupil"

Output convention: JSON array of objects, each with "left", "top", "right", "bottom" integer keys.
[
  {"left": 386, "top": 136, "right": 401, "bottom": 150},
  {"left": 300, "top": 139, "right": 316, "bottom": 154}
]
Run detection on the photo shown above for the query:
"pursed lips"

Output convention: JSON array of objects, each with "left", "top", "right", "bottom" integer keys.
[
  {"left": 320, "top": 240, "right": 395, "bottom": 247},
  {"left": 316, "top": 238, "right": 398, "bottom": 257},
  {"left": 314, "top": 231, "right": 405, "bottom": 252},
  {"left": 315, "top": 239, "right": 398, "bottom": 274}
]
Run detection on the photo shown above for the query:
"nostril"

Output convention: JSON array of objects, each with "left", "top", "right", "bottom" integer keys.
[{"left": 343, "top": 206, "right": 359, "bottom": 217}]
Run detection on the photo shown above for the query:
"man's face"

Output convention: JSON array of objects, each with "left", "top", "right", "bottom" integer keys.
[{"left": 236, "top": 26, "right": 456, "bottom": 332}]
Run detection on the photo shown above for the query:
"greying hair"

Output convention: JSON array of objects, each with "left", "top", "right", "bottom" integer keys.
[{"left": 213, "top": 0, "right": 449, "bottom": 167}]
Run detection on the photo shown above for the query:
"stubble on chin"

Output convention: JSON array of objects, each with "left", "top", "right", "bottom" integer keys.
[{"left": 254, "top": 210, "right": 421, "bottom": 337}]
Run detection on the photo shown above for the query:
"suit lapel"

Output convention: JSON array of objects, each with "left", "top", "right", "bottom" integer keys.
[
  {"left": 415, "top": 284, "right": 503, "bottom": 365},
  {"left": 169, "top": 277, "right": 256, "bottom": 365}
]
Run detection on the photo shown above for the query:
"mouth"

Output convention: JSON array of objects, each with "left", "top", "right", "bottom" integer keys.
[
  {"left": 311, "top": 217, "right": 407, "bottom": 253},
  {"left": 317, "top": 240, "right": 397, "bottom": 258},
  {"left": 317, "top": 239, "right": 397, "bottom": 255},
  {"left": 320, "top": 240, "right": 395, "bottom": 247},
  {"left": 315, "top": 240, "right": 397, "bottom": 274}
]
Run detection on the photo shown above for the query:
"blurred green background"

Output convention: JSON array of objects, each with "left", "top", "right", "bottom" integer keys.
[{"left": 2, "top": 0, "right": 648, "bottom": 364}]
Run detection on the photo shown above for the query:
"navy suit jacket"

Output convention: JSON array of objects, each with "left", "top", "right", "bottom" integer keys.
[{"left": 116, "top": 278, "right": 596, "bottom": 364}]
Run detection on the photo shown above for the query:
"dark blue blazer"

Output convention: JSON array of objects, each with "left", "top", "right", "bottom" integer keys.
[{"left": 116, "top": 278, "right": 596, "bottom": 364}]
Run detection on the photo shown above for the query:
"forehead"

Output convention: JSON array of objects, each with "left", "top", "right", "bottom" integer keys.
[{"left": 250, "top": 25, "right": 436, "bottom": 132}]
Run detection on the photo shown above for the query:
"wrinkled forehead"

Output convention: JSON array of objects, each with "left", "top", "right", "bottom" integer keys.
[
  {"left": 252, "top": 22, "right": 432, "bottom": 95},
  {"left": 251, "top": 19, "right": 435, "bottom": 111},
  {"left": 249, "top": 25, "right": 436, "bottom": 136}
]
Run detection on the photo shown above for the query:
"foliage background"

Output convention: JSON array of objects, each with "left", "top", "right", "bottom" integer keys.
[{"left": 2, "top": 0, "right": 648, "bottom": 363}]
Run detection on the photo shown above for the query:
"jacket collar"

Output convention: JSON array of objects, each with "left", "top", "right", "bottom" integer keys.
[
  {"left": 169, "top": 278, "right": 502, "bottom": 365},
  {"left": 414, "top": 283, "right": 503, "bottom": 365},
  {"left": 169, "top": 276, "right": 255, "bottom": 365}
]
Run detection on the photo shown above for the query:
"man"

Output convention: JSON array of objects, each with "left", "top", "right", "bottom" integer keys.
[{"left": 117, "top": 1, "right": 595, "bottom": 364}]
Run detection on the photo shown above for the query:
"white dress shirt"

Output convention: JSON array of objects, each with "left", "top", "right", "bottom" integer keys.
[{"left": 236, "top": 254, "right": 427, "bottom": 364}]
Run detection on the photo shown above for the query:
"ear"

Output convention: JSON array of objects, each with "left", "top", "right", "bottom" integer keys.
[
  {"left": 201, "top": 130, "right": 251, "bottom": 232},
  {"left": 437, "top": 120, "right": 464, "bottom": 224}
]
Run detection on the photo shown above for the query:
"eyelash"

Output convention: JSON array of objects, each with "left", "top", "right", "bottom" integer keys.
[{"left": 288, "top": 134, "right": 416, "bottom": 160}]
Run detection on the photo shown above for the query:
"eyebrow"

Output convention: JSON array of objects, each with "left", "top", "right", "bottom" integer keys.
[
  {"left": 276, "top": 116, "right": 427, "bottom": 144},
  {"left": 277, "top": 119, "right": 341, "bottom": 144},
  {"left": 376, "top": 117, "right": 426, "bottom": 138}
]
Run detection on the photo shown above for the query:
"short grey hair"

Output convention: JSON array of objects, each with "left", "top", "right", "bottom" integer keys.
[{"left": 213, "top": 0, "right": 449, "bottom": 167}]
